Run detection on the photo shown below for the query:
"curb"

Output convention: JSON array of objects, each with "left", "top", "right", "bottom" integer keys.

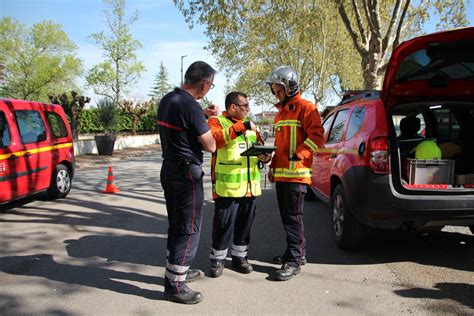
[{"left": 75, "top": 144, "right": 161, "bottom": 170}]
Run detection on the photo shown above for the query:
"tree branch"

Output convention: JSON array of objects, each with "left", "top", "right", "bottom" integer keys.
[
  {"left": 351, "top": 0, "right": 367, "bottom": 45},
  {"left": 337, "top": 1, "right": 367, "bottom": 54},
  {"left": 393, "top": 0, "right": 410, "bottom": 50},
  {"left": 370, "top": 0, "right": 382, "bottom": 39},
  {"left": 362, "top": 0, "right": 376, "bottom": 34},
  {"left": 382, "top": 0, "right": 402, "bottom": 52}
]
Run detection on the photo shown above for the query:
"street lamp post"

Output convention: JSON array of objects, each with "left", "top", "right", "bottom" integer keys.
[{"left": 180, "top": 55, "right": 187, "bottom": 86}]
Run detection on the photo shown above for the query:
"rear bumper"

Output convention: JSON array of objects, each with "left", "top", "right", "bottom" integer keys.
[{"left": 342, "top": 167, "right": 474, "bottom": 229}]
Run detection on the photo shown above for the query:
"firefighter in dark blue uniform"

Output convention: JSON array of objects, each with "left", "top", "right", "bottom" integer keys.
[{"left": 157, "top": 61, "right": 217, "bottom": 304}]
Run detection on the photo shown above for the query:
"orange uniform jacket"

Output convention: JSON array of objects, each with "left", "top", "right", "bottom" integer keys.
[{"left": 270, "top": 93, "right": 324, "bottom": 184}]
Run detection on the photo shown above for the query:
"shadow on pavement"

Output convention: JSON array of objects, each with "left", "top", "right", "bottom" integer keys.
[
  {"left": 65, "top": 234, "right": 167, "bottom": 267},
  {"left": 394, "top": 282, "right": 474, "bottom": 310},
  {"left": 0, "top": 254, "right": 164, "bottom": 302},
  {"left": 0, "top": 197, "right": 168, "bottom": 235}
]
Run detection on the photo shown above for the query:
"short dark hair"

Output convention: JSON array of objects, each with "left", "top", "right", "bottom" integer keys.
[
  {"left": 225, "top": 91, "right": 247, "bottom": 110},
  {"left": 184, "top": 61, "right": 216, "bottom": 86}
]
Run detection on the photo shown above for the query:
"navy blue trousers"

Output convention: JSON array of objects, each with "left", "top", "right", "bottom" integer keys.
[
  {"left": 210, "top": 197, "right": 256, "bottom": 263},
  {"left": 160, "top": 159, "right": 204, "bottom": 293},
  {"left": 275, "top": 182, "right": 307, "bottom": 267}
]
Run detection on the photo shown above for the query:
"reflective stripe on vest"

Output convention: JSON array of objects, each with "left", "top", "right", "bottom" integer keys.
[
  {"left": 272, "top": 167, "right": 312, "bottom": 179},
  {"left": 214, "top": 115, "right": 261, "bottom": 197},
  {"left": 275, "top": 119, "right": 301, "bottom": 170}
]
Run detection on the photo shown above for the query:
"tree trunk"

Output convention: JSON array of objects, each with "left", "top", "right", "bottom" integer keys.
[
  {"left": 132, "top": 117, "right": 138, "bottom": 136},
  {"left": 361, "top": 53, "right": 382, "bottom": 90},
  {"left": 71, "top": 115, "right": 79, "bottom": 141}
]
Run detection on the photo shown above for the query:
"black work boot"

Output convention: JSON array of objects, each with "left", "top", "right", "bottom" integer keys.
[
  {"left": 186, "top": 269, "right": 203, "bottom": 283},
  {"left": 272, "top": 255, "right": 307, "bottom": 265},
  {"left": 209, "top": 261, "right": 224, "bottom": 278},
  {"left": 231, "top": 257, "right": 253, "bottom": 274},
  {"left": 274, "top": 263, "right": 301, "bottom": 281},
  {"left": 164, "top": 287, "right": 203, "bottom": 304}
]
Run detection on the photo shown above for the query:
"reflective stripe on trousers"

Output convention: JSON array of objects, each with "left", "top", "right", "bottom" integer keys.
[{"left": 210, "top": 197, "right": 256, "bottom": 262}]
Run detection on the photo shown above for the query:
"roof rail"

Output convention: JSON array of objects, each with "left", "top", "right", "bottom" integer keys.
[{"left": 338, "top": 90, "right": 381, "bottom": 106}]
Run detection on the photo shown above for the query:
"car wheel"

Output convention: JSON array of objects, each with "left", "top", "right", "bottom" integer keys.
[
  {"left": 331, "top": 184, "right": 367, "bottom": 249},
  {"left": 47, "top": 164, "right": 72, "bottom": 199}
]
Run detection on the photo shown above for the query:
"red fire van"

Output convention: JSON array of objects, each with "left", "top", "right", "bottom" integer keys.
[
  {"left": 0, "top": 99, "right": 75, "bottom": 205},
  {"left": 309, "top": 27, "right": 474, "bottom": 249}
]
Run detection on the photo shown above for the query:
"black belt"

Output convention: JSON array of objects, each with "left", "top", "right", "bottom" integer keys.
[{"left": 163, "top": 158, "right": 196, "bottom": 166}]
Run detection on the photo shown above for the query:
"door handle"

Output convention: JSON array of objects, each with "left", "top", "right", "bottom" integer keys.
[
  {"left": 8, "top": 154, "right": 18, "bottom": 161},
  {"left": 23, "top": 152, "right": 31, "bottom": 158}
]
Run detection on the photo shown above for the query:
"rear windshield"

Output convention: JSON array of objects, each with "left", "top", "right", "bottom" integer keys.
[{"left": 396, "top": 41, "right": 474, "bottom": 82}]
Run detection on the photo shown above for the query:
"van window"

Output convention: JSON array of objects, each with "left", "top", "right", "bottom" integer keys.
[
  {"left": 15, "top": 110, "right": 47, "bottom": 144},
  {"left": 0, "top": 112, "right": 11, "bottom": 147},
  {"left": 432, "top": 109, "right": 459, "bottom": 142},
  {"left": 346, "top": 107, "right": 366, "bottom": 140},
  {"left": 393, "top": 114, "right": 425, "bottom": 137},
  {"left": 322, "top": 113, "right": 334, "bottom": 140},
  {"left": 396, "top": 43, "right": 474, "bottom": 82},
  {"left": 46, "top": 112, "right": 68, "bottom": 138},
  {"left": 327, "top": 109, "right": 349, "bottom": 144}
]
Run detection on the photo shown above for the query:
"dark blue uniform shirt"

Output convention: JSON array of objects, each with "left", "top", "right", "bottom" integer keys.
[{"left": 157, "top": 88, "right": 209, "bottom": 165}]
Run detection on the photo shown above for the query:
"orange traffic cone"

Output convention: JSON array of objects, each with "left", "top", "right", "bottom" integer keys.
[{"left": 103, "top": 166, "right": 120, "bottom": 193}]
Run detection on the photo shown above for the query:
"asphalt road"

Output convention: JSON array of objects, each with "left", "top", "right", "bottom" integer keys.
[{"left": 0, "top": 148, "right": 473, "bottom": 315}]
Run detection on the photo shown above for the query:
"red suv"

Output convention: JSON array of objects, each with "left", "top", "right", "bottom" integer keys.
[
  {"left": 0, "top": 99, "right": 75, "bottom": 205},
  {"left": 310, "top": 27, "right": 474, "bottom": 249}
]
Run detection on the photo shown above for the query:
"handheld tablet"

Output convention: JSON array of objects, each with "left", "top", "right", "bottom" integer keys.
[{"left": 240, "top": 144, "right": 277, "bottom": 156}]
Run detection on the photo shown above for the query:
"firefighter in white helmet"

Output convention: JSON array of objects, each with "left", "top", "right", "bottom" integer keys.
[{"left": 265, "top": 66, "right": 325, "bottom": 281}]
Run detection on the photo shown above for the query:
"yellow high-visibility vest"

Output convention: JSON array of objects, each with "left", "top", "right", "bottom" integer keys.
[{"left": 214, "top": 115, "right": 261, "bottom": 197}]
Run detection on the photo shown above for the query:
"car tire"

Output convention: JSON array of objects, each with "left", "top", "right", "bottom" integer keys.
[
  {"left": 331, "top": 184, "right": 367, "bottom": 249},
  {"left": 47, "top": 164, "right": 72, "bottom": 199}
]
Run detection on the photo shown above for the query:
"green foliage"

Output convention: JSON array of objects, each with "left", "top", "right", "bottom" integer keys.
[
  {"left": 175, "top": 0, "right": 468, "bottom": 96},
  {"left": 85, "top": 62, "right": 116, "bottom": 101},
  {"left": 49, "top": 91, "right": 90, "bottom": 140},
  {"left": 119, "top": 99, "right": 153, "bottom": 135},
  {"left": 137, "top": 111, "right": 158, "bottom": 132},
  {"left": 174, "top": 1, "right": 355, "bottom": 106},
  {"left": 0, "top": 17, "right": 83, "bottom": 101},
  {"left": 335, "top": 0, "right": 468, "bottom": 89},
  {"left": 149, "top": 62, "right": 173, "bottom": 102},
  {"left": 77, "top": 106, "right": 157, "bottom": 134},
  {"left": 434, "top": 0, "right": 469, "bottom": 30},
  {"left": 96, "top": 98, "right": 119, "bottom": 134},
  {"left": 86, "top": 0, "right": 145, "bottom": 106},
  {"left": 78, "top": 108, "right": 103, "bottom": 134}
]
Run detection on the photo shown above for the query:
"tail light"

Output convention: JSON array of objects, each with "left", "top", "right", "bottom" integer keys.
[{"left": 370, "top": 137, "right": 389, "bottom": 174}]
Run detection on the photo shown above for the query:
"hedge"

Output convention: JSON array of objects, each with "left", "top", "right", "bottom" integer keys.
[{"left": 78, "top": 108, "right": 157, "bottom": 134}]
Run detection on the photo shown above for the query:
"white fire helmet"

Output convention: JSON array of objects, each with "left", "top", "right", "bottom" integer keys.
[{"left": 265, "top": 66, "right": 300, "bottom": 97}]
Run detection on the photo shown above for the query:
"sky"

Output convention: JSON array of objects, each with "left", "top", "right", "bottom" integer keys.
[
  {"left": 1, "top": 0, "right": 473, "bottom": 113},
  {"left": 0, "top": 0, "right": 230, "bottom": 109}
]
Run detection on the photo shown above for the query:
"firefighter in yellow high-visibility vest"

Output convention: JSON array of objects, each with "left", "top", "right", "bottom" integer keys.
[{"left": 208, "top": 91, "right": 270, "bottom": 278}]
